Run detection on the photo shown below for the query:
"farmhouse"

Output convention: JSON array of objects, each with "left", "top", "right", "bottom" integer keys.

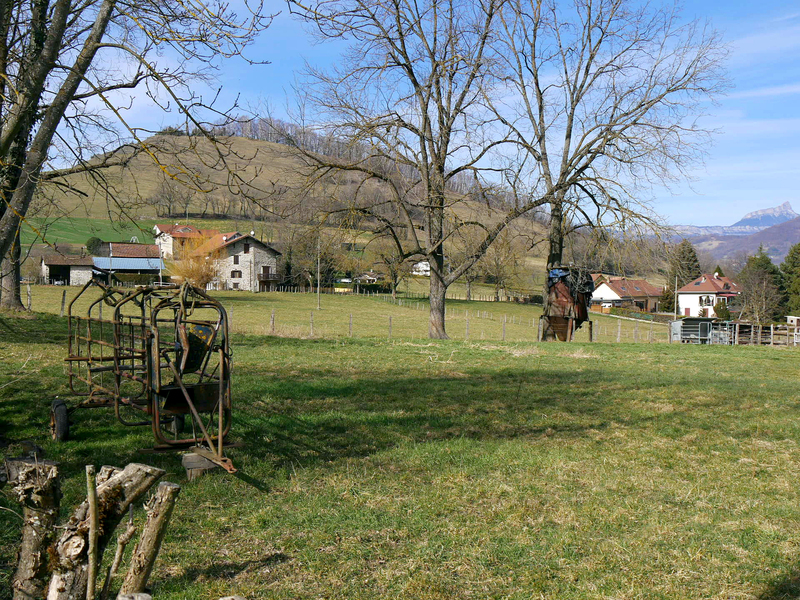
[
  {"left": 192, "top": 232, "right": 281, "bottom": 292},
  {"left": 40, "top": 255, "right": 94, "bottom": 286},
  {"left": 677, "top": 272, "right": 739, "bottom": 317},
  {"left": 591, "top": 277, "right": 663, "bottom": 312},
  {"left": 153, "top": 223, "right": 219, "bottom": 259}
]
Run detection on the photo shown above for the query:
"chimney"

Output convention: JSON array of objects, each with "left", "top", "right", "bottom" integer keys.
[
  {"left": 714, "top": 272, "right": 719, "bottom": 279},
  {"left": 222, "top": 235, "right": 227, "bottom": 242}
]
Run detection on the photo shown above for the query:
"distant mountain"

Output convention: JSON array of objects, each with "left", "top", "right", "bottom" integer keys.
[
  {"left": 692, "top": 216, "right": 800, "bottom": 264},
  {"left": 674, "top": 201, "right": 798, "bottom": 237},
  {"left": 731, "top": 201, "right": 798, "bottom": 228}
]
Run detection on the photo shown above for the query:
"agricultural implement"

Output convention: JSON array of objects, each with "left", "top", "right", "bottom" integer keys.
[{"left": 53, "top": 281, "right": 236, "bottom": 473}]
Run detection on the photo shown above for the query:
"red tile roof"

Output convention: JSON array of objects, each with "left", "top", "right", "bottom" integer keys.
[
  {"left": 678, "top": 273, "right": 739, "bottom": 294},
  {"left": 108, "top": 243, "right": 160, "bottom": 258},
  {"left": 602, "top": 278, "right": 663, "bottom": 298},
  {"left": 190, "top": 232, "right": 244, "bottom": 256}
]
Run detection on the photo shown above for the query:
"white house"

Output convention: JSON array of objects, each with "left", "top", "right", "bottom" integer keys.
[
  {"left": 192, "top": 232, "right": 281, "bottom": 292},
  {"left": 677, "top": 273, "right": 739, "bottom": 318},
  {"left": 591, "top": 277, "right": 663, "bottom": 312},
  {"left": 153, "top": 224, "right": 219, "bottom": 259},
  {"left": 412, "top": 260, "right": 431, "bottom": 276}
]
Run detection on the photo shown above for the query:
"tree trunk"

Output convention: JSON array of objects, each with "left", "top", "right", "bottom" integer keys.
[
  {"left": 541, "top": 198, "right": 565, "bottom": 341},
  {"left": 8, "top": 459, "right": 61, "bottom": 600},
  {"left": 47, "top": 463, "right": 164, "bottom": 600},
  {"left": 428, "top": 252, "right": 448, "bottom": 339},
  {"left": 466, "top": 279, "right": 472, "bottom": 302},
  {"left": 119, "top": 482, "right": 181, "bottom": 594},
  {"left": 0, "top": 228, "right": 24, "bottom": 310}
]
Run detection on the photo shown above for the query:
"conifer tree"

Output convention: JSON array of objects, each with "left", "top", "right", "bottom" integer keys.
[
  {"left": 660, "top": 240, "right": 702, "bottom": 312},
  {"left": 780, "top": 242, "right": 800, "bottom": 314}
]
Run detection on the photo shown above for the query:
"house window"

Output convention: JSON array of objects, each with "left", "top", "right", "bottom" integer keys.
[
  {"left": 233, "top": 255, "right": 239, "bottom": 265},
  {"left": 243, "top": 243, "right": 250, "bottom": 254},
  {"left": 231, "top": 270, "right": 242, "bottom": 278},
  {"left": 233, "top": 282, "right": 239, "bottom": 290}
]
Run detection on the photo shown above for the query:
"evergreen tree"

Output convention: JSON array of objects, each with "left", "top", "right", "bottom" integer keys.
[
  {"left": 713, "top": 264, "right": 725, "bottom": 277},
  {"left": 739, "top": 245, "right": 785, "bottom": 323},
  {"left": 781, "top": 242, "right": 800, "bottom": 315},
  {"left": 661, "top": 240, "right": 702, "bottom": 313}
]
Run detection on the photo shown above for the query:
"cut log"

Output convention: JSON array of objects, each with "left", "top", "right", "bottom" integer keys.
[
  {"left": 118, "top": 482, "right": 181, "bottom": 594},
  {"left": 8, "top": 458, "right": 60, "bottom": 600},
  {"left": 47, "top": 463, "right": 165, "bottom": 600}
]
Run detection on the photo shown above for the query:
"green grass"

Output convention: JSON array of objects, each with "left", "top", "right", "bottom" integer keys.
[
  {"left": 22, "top": 217, "right": 157, "bottom": 246},
  {"left": 28, "top": 285, "right": 669, "bottom": 344},
  {"left": 3, "top": 295, "right": 796, "bottom": 599}
]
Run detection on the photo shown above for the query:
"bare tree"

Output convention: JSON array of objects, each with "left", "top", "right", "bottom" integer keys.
[
  {"left": 368, "top": 235, "right": 412, "bottom": 299},
  {"left": 495, "top": 0, "right": 726, "bottom": 338},
  {"left": 289, "top": 0, "right": 555, "bottom": 339},
  {"left": 0, "top": 0, "right": 274, "bottom": 267}
]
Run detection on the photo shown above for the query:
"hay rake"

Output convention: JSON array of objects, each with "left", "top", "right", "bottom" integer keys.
[{"left": 53, "top": 281, "right": 236, "bottom": 472}]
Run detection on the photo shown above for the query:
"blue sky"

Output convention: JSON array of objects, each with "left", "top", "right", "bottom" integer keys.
[{"left": 156, "top": 1, "right": 800, "bottom": 228}]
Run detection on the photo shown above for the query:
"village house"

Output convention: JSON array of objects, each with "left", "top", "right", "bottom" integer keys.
[
  {"left": 192, "top": 231, "right": 281, "bottom": 292},
  {"left": 40, "top": 255, "right": 94, "bottom": 286},
  {"left": 153, "top": 224, "right": 219, "bottom": 259},
  {"left": 591, "top": 277, "right": 663, "bottom": 312},
  {"left": 40, "top": 241, "right": 164, "bottom": 285},
  {"left": 677, "top": 272, "right": 739, "bottom": 317}
]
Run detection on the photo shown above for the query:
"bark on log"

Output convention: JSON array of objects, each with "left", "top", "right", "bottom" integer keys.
[
  {"left": 118, "top": 482, "right": 181, "bottom": 594},
  {"left": 47, "top": 463, "right": 165, "bottom": 600},
  {"left": 8, "top": 459, "right": 61, "bottom": 600}
]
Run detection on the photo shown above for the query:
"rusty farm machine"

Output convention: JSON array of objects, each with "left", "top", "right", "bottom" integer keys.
[{"left": 52, "top": 281, "right": 236, "bottom": 473}]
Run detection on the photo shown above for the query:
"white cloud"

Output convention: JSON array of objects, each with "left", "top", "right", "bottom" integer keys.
[
  {"left": 728, "top": 82, "right": 800, "bottom": 99},
  {"left": 729, "top": 24, "right": 800, "bottom": 65}
]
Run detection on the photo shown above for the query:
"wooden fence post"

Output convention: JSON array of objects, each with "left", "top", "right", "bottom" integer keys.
[
  {"left": 502, "top": 315, "right": 506, "bottom": 341},
  {"left": 26, "top": 283, "right": 31, "bottom": 310},
  {"left": 633, "top": 321, "right": 639, "bottom": 343},
  {"left": 649, "top": 322, "right": 653, "bottom": 343},
  {"left": 310, "top": 312, "right": 314, "bottom": 337},
  {"left": 349, "top": 313, "right": 353, "bottom": 337},
  {"left": 617, "top": 320, "right": 621, "bottom": 343},
  {"left": 588, "top": 321, "right": 593, "bottom": 343},
  {"left": 537, "top": 317, "right": 542, "bottom": 342},
  {"left": 465, "top": 319, "right": 470, "bottom": 341},
  {"left": 270, "top": 309, "right": 275, "bottom": 335},
  {"left": 771, "top": 325, "right": 774, "bottom": 346},
  {"left": 388, "top": 316, "right": 392, "bottom": 340},
  {"left": 60, "top": 289, "right": 67, "bottom": 317}
]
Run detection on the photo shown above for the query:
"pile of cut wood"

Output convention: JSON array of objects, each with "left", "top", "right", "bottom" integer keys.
[{"left": 5, "top": 458, "right": 179, "bottom": 600}]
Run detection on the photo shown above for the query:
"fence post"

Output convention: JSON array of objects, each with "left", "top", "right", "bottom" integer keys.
[
  {"left": 60, "top": 289, "right": 67, "bottom": 317},
  {"left": 502, "top": 315, "right": 506, "bottom": 341},
  {"left": 466, "top": 319, "right": 470, "bottom": 341},
  {"left": 26, "top": 283, "right": 31, "bottom": 311},
  {"left": 310, "top": 312, "right": 314, "bottom": 337},
  {"left": 617, "top": 320, "right": 621, "bottom": 343},
  {"left": 649, "top": 322, "right": 653, "bottom": 343},
  {"left": 537, "top": 317, "right": 542, "bottom": 342},
  {"left": 349, "top": 313, "right": 353, "bottom": 337},
  {"left": 270, "top": 309, "right": 275, "bottom": 334},
  {"left": 388, "top": 316, "right": 392, "bottom": 340},
  {"left": 633, "top": 321, "right": 639, "bottom": 343},
  {"left": 588, "top": 320, "right": 593, "bottom": 343}
]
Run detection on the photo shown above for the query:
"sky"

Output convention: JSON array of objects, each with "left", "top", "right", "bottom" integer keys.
[{"left": 143, "top": 1, "right": 800, "bottom": 228}]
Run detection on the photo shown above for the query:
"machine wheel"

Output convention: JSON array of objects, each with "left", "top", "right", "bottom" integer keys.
[{"left": 50, "top": 399, "right": 69, "bottom": 442}]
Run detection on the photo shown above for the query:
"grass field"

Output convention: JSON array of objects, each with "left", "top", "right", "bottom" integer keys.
[
  {"left": 2, "top": 290, "right": 797, "bottom": 599},
  {"left": 27, "top": 285, "right": 668, "bottom": 343}
]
